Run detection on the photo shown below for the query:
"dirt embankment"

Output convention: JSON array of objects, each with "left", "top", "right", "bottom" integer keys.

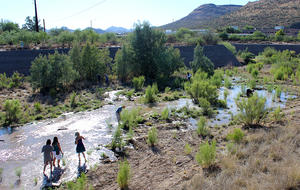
[{"left": 87, "top": 97, "right": 300, "bottom": 190}]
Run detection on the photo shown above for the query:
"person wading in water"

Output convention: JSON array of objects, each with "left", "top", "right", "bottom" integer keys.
[
  {"left": 75, "top": 132, "right": 87, "bottom": 163},
  {"left": 52, "top": 137, "right": 64, "bottom": 168}
]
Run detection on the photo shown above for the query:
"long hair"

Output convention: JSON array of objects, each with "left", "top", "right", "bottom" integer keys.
[{"left": 52, "top": 136, "right": 58, "bottom": 145}]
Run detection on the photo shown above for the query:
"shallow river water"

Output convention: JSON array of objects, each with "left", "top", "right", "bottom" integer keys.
[{"left": 0, "top": 86, "right": 296, "bottom": 189}]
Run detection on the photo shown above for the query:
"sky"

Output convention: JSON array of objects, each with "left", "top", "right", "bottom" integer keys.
[{"left": 1, "top": 0, "right": 256, "bottom": 30}]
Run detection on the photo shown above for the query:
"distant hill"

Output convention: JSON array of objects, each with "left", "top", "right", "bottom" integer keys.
[
  {"left": 213, "top": 0, "right": 300, "bottom": 29},
  {"left": 161, "top": 0, "right": 300, "bottom": 30},
  {"left": 161, "top": 4, "right": 242, "bottom": 30},
  {"left": 106, "top": 26, "right": 130, "bottom": 33}
]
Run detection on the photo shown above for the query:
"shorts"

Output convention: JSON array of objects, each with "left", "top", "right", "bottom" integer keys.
[{"left": 52, "top": 151, "right": 62, "bottom": 160}]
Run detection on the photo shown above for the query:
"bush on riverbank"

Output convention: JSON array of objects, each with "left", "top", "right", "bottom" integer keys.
[
  {"left": 196, "top": 140, "right": 216, "bottom": 168},
  {"left": 2, "top": 99, "right": 22, "bottom": 126},
  {"left": 235, "top": 93, "right": 268, "bottom": 127},
  {"left": 117, "top": 160, "right": 131, "bottom": 190}
]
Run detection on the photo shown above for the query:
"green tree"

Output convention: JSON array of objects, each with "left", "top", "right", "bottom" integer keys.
[
  {"left": 115, "top": 44, "right": 134, "bottom": 83},
  {"left": 30, "top": 52, "right": 78, "bottom": 92},
  {"left": 22, "top": 16, "right": 43, "bottom": 31},
  {"left": 275, "top": 29, "right": 285, "bottom": 41},
  {"left": 0, "top": 20, "right": 19, "bottom": 32},
  {"left": 80, "top": 43, "right": 111, "bottom": 82},
  {"left": 58, "top": 31, "right": 74, "bottom": 48},
  {"left": 190, "top": 45, "right": 214, "bottom": 75},
  {"left": 116, "top": 22, "right": 183, "bottom": 86}
]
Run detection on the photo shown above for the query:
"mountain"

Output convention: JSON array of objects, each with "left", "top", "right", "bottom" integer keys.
[
  {"left": 85, "top": 27, "right": 106, "bottom": 34},
  {"left": 161, "top": 0, "right": 300, "bottom": 30},
  {"left": 106, "top": 26, "right": 130, "bottom": 33},
  {"left": 213, "top": 0, "right": 300, "bottom": 29},
  {"left": 161, "top": 4, "right": 242, "bottom": 30}
]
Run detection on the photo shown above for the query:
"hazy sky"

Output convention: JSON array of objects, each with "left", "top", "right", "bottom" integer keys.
[{"left": 1, "top": 0, "right": 256, "bottom": 30}]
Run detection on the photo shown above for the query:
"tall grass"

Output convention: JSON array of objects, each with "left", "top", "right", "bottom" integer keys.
[
  {"left": 197, "top": 116, "right": 209, "bottom": 136},
  {"left": 117, "top": 160, "right": 130, "bottom": 190},
  {"left": 161, "top": 108, "right": 169, "bottom": 120},
  {"left": 196, "top": 141, "right": 216, "bottom": 167},
  {"left": 147, "top": 127, "right": 158, "bottom": 146},
  {"left": 132, "top": 76, "right": 145, "bottom": 91},
  {"left": 144, "top": 85, "right": 157, "bottom": 104},
  {"left": 120, "top": 108, "right": 142, "bottom": 130}
]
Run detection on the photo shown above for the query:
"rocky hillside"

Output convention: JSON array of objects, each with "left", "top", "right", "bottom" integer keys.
[
  {"left": 214, "top": 0, "right": 300, "bottom": 28},
  {"left": 162, "top": 0, "right": 300, "bottom": 30},
  {"left": 161, "top": 4, "right": 242, "bottom": 30}
]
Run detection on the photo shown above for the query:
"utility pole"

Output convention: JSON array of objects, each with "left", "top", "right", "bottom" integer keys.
[
  {"left": 43, "top": 19, "right": 46, "bottom": 32},
  {"left": 34, "top": 0, "right": 39, "bottom": 32}
]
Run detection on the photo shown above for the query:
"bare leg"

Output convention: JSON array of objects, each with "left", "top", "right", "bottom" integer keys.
[
  {"left": 53, "top": 157, "right": 56, "bottom": 167},
  {"left": 82, "top": 152, "right": 87, "bottom": 162},
  {"left": 58, "top": 159, "right": 61, "bottom": 167},
  {"left": 43, "top": 164, "right": 47, "bottom": 175},
  {"left": 50, "top": 162, "right": 53, "bottom": 176},
  {"left": 78, "top": 153, "right": 81, "bottom": 162}
]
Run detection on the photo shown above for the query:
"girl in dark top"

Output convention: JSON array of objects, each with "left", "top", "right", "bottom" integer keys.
[
  {"left": 52, "top": 136, "right": 63, "bottom": 167},
  {"left": 75, "top": 132, "right": 87, "bottom": 163}
]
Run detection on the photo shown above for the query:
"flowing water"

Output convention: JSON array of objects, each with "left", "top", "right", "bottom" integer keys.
[{"left": 0, "top": 86, "right": 296, "bottom": 189}]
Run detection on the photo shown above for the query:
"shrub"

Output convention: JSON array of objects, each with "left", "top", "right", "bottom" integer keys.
[
  {"left": 111, "top": 126, "right": 123, "bottom": 150},
  {"left": 275, "top": 86, "right": 282, "bottom": 98},
  {"left": 227, "top": 128, "right": 245, "bottom": 143},
  {"left": 164, "top": 87, "right": 171, "bottom": 93},
  {"left": 185, "top": 76, "right": 218, "bottom": 105},
  {"left": 120, "top": 108, "right": 141, "bottom": 130},
  {"left": 272, "top": 106, "right": 285, "bottom": 122},
  {"left": 152, "top": 83, "right": 159, "bottom": 94},
  {"left": 161, "top": 108, "right": 169, "bottom": 120},
  {"left": 251, "top": 69, "right": 259, "bottom": 78},
  {"left": 210, "top": 70, "right": 223, "bottom": 88},
  {"left": 66, "top": 173, "right": 92, "bottom": 190},
  {"left": 198, "top": 98, "right": 213, "bottom": 117},
  {"left": 184, "top": 143, "right": 192, "bottom": 155},
  {"left": 144, "top": 85, "right": 156, "bottom": 104},
  {"left": 248, "top": 79, "right": 256, "bottom": 89},
  {"left": 70, "top": 91, "right": 77, "bottom": 108},
  {"left": 197, "top": 116, "right": 209, "bottom": 136},
  {"left": 15, "top": 167, "right": 22, "bottom": 178},
  {"left": 117, "top": 160, "right": 130, "bottom": 190},
  {"left": 132, "top": 76, "right": 145, "bottom": 91},
  {"left": 224, "top": 77, "right": 232, "bottom": 89},
  {"left": 147, "top": 127, "right": 158, "bottom": 146},
  {"left": 196, "top": 140, "right": 216, "bottom": 167},
  {"left": 239, "top": 50, "right": 255, "bottom": 64},
  {"left": 125, "top": 90, "right": 134, "bottom": 101},
  {"left": 246, "top": 64, "right": 255, "bottom": 73},
  {"left": 235, "top": 93, "right": 268, "bottom": 126},
  {"left": 30, "top": 52, "right": 78, "bottom": 92},
  {"left": 33, "top": 102, "right": 42, "bottom": 113},
  {"left": 3, "top": 99, "right": 22, "bottom": 126}
]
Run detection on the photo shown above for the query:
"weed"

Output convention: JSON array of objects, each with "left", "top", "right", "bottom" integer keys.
[
  {"left": 147, "top": 127, "right": 158, "bottom": 146},
  {"left": 251, "top": 69, "right": 259, "bottom": 78},
  {"left": 161, "top": 108, "right": 169, "bottom": 120},
  {"left": 126, "top": 126, "right": 134, "bottom": 141},
  {"left": 184, "top": 143, "right": 192, "bottom": 155},
  {"left": 152, "top": 83, "right": 159, "bottom": 94},
  {"left": 227, "top": 128, "right": 245, "bottom": 143},
  {"left": 87, "top": 150, "right": 93, "bottom": 155},
  {"left": 197, "top": 116, "right": 209, "bottom": 136},
  {"left": 196, "top": 140, "right": 216, "bottom": 167},
  {"left": 224, "top": 89, "right": 229, "bottom": 102},
  {"left": 272, "top": 106, "right": 285, "bottom": 122},
  {"left": 95, "top": 87, "right": 104, "bottom": 99},
  {"left": 62, "top": 158, "right": 66, "bottom": 166},
  {"left": 240, "top": 84, "right": 247, "bottom": 96},
  {"left": 248, "top": 79, "right": 256, "bottom": 89},
  {"left": 120, "top": 108, "right": 141, "bottom": 130},
  {"left": 66, "top": 173, "right": 91, "bottom": 190},
  {"left": 117, "top": 160, "right": 130, "bottom": 190}
]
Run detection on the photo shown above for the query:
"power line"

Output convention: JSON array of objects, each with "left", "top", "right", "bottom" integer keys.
[{"left": 54, "top": 0, "right": 108, "bottom": 22}]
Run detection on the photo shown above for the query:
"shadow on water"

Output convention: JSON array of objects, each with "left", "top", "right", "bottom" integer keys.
[{"left": 77, "top": 162, "right": 87, "bottom": 178}]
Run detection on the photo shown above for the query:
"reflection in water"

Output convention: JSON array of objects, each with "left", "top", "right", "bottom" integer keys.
[{"left": 77, "top": 162, "right": 87, "bottom": 178}]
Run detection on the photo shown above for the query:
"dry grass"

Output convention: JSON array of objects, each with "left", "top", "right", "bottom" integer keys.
[{"left": 183, "top": 105, "right": 300, "bottom": 190}]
